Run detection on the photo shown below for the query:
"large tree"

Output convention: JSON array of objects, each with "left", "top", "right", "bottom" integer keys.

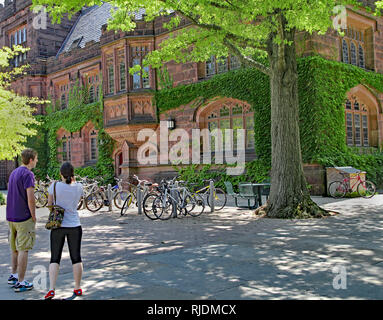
[
  {"left": 0, "top": 46, "right": 43, "bottom": 160},
  {"left": 34, "top": 0, "right": 382, "bottom": 218}
]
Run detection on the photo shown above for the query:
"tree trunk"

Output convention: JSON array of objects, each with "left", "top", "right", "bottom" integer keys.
[{"left": 265, "top": 15, "right": 329, "bottom": 219}]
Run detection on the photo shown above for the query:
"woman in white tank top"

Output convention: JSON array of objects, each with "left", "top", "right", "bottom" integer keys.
[{"left": 44, "top": 162, "right": 84, "bottom": 300}]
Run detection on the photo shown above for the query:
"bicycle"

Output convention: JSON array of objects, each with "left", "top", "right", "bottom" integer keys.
[
  {"left": 34, "top": 176, "right": 55, "bottom": 208},
  {"left": 111, "top": 177, "right": 130, "bottom": 209},
  {"left": 328, "top": 172, "right": 376, "bottom": 198},
  {"left": 84, "top": 178, "right": 110, "bottom": 212},
  {"left": 34, "top": 180, "right": 48, "bottom": 208},
  {"left": 120, "top": 175, "right": 158, "bottom": 216},
  {"left": 144, "top": 179, "right": 205, "bottom": 220},
  {"left": 190, "top": 179, "right": 227, "bottom": 210}
]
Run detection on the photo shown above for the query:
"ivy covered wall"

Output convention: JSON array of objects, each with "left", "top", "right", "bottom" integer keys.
[
  {"left": 29, "top": 80, "right": 115, "bottom": 184},
  {"left": 28, "top": 55, "right": 383, "bottom": 189},
  {"left": 155, "top": 55, "right": 383, "bottom": 188}
]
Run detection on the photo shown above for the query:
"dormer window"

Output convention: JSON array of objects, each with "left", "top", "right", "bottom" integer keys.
[{"left": 70, "top": 37, "right": 83, "bottom": 50}]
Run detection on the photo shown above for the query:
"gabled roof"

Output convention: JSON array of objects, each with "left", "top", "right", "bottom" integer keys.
[
  {"left": 57, "top": 3, "right": 113, "bottom": 56},
  {"left": 57, "top": 3, "right": 147, "bottom": 56}
]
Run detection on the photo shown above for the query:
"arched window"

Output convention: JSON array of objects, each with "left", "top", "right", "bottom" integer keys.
[
  {"left": 342, "top": 39, "right": 349, "bottom": 63},
  {"left": 358, "top": 44, "right": 365, "bottom": 69},
  {"left": 341, "top": 23, "right": 369, "bottom": 69},
  {"left": 345, "top": 99, "right": 369, "bottom": 147},
  {"left": 350, "top": 42, "right": 357, "bottom": 66},
  {"left": 203, "top": 101, "right": 254, "bottom": 152}
]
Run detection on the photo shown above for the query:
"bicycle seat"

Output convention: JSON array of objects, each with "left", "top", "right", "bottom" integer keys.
[{"left": 144, "top": 182, "right": 152, "bottom": 186}]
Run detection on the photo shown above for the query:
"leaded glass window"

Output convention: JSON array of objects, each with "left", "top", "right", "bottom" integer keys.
[
  {"left": 358, "top": 44, "right": 365, "bottom": 69},
  {"left": 342, "top": 40, "right": 349, "bottom": 63},
  {"left": 354, "top": 114, "right": 361, "bottom": 146},
  {"left": 346, "top": 113, "right": 353, "bottom": 146},
  {"left": 108, "top": 65, "right": 114, "bottom": 94},
  {"left": 131, "top": 46, "right": 150, "bottom": 89},
  {"left": 350, "top": 42, "right": 357, "bottom": 66},
  {"left": 206, "top": 56, "right": 216, "bottom": 77},
  {"left": 120, "top": 62, "right": 126, "bottom": 91}
]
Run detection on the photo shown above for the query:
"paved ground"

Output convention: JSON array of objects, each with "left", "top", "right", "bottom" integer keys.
[{"left": 0, "top": 194, "right": 382, "bottom": 300}]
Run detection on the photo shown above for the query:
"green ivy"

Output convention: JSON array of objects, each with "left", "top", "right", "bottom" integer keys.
[
  {"left": 0, "top": 192, "right": 5, "bottom": 205},
  {"left": 29, "top": 78, "right": 115, "bottom": 184},
  {"left": 156, "top": 55, "right": 383, "bottom": 187}
]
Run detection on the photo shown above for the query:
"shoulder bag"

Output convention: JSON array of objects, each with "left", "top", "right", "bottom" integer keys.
[{"left": 45, "top": 182, "right": 65, "bottom": 230}]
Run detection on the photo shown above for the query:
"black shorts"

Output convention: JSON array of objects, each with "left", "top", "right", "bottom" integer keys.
[{"left": 50, "top": 226, "right": 82, "bottom": 265}]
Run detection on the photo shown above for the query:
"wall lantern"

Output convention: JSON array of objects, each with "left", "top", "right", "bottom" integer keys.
[{"left": 167, "top": 117, "right": 175, "bottom": 130}]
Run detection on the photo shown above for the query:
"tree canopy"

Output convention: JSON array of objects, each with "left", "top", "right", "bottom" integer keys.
[
  {"left": 32, "top": 0, "right": 382, "bottom": 76},
  {"left": 0, "top": 46, "right": 43, "bottom": 160}
]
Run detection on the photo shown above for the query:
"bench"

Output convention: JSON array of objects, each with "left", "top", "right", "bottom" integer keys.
[{"left": 224, "top": 181, "right": 259, "bottom": 209}]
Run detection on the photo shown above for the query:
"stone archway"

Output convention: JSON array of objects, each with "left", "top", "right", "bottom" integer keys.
[{"left": 345, "top": 84, "right": 382, "bottom": 147}]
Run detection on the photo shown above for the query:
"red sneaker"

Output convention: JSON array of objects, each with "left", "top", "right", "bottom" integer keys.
[
  {"left": 74, "top": 289, "right": 82, "bottom": 296},
  {"left": 44, "top": 290, "right": 55, "bottom": 300}
]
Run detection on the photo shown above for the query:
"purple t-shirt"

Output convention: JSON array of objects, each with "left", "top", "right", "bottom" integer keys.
[{"left": 6, "top": 166, "right": 35, "bottom": 222}]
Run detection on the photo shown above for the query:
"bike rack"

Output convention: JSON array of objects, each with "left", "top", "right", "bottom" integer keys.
[
  {"left": 171, "top": 181, "right": 179, "bottom": 218},
  {"left": 209, "top": 180, "right": 215, "bottom": 213},
  {"left": 137, "top": 187, "right": 143, "bottom": 215}
]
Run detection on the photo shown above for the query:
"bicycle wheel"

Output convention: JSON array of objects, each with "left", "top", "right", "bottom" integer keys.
[
  {"left": 328, "top": 181, "right": 347, "bottom": 198},
  {"left": 85, "top": 192, "right": 104, "bottom": 212},
  {"left": 186, "top": 193, "right": 205, "bottom": 217},
  {"left": 142, "top": 193, "right": 162, "bottom": 220},
  {"left": 34, "top": 191, "right": 48, "bottom": 208},
  {"left": 357, "top": 180, "right": 376, "bottom": 198},
  {"left": 120, "top": 194, "right": 133, "bottom": 216},
  {"left": 114, "top": 190, "right": 130, "bottom": 209},
  {"left": 155, "top": 195, "right": 173, "bottom": 220},
  {"left": 206, "top": 188, "right": 227, "bottom": 210}
]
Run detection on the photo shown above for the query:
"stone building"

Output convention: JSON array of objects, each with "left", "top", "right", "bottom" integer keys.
[{"left": 0, "top": 0, "right": 382, "bottom": 193}]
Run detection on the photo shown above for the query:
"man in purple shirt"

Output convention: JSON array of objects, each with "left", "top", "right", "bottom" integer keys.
[{"left": 6, "top": 148, "right": 38, "bottom": 292}]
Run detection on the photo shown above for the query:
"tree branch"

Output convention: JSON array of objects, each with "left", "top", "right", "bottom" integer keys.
[
  {"left": 174, "top": 7, "right": 266, "bottom": 51},
  {"left": 223, "top": 38, "right": 271, "bottom": 76}
]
